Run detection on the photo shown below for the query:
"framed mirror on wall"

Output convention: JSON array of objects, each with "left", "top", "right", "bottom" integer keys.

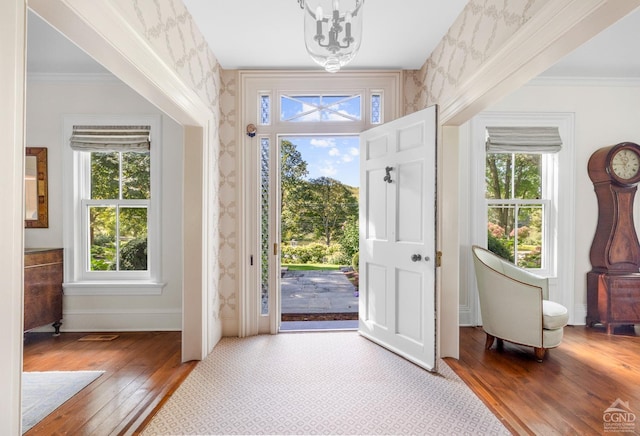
[{"left": 25, "top": 147, "right": 48, "bottom": 228}]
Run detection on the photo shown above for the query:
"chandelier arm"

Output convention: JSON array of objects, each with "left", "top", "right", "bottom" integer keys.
[
  {"left": 316, "top": 40, "right": 352, "bottom": 50},
  {"left": 299, "top": 0, "right": 364, "bottom": 72}
]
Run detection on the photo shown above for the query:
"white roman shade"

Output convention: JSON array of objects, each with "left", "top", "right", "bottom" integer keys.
[
  {"left": 486, "top": 126, "right": 562, "bottom": 153},
  {"left": 70, "top": 125, "right": 151, "bottom": 152}
]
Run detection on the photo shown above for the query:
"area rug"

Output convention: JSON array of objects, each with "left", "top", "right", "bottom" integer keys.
[
  {"left": 22, "top": 370, "right": 104, "bottom": 433},
  {"left": 141, "top": 332, "right": 509, "bottom": 435}
]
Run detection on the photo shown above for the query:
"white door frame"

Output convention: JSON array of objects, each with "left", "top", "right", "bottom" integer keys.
[{"left": 238, "top": 70, "right": 402, "bottom": 336}]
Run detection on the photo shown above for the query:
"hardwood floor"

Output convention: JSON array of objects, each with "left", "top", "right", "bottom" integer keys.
[
  {"left": 23, "top": 326, "right": 640, "bottom": 435},
  {"left": 445, "top": 325, "right": 640, "bottom": 435},
  {"left": 22, "top": 331, "right": 195, "bottom": 436}
]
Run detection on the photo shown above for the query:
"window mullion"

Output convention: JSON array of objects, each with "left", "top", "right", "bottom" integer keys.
[{"left": 117, "top": 152, "right": 123, "bottom": 272}]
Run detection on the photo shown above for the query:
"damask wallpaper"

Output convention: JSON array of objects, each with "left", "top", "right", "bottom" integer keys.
[
  {"left": 404, "top": 0, "right": 548, "bottom": 115},
  {"left": 218, "top": 70, "right": 238, "bottom": 327}
]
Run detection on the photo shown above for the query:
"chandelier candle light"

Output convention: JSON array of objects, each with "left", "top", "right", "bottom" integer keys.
[{"left": 299, "top": 0, "right": 364, "bottom": 73}]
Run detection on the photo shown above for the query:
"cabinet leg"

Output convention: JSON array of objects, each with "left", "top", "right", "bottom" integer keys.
[
  {"left": 52, "top": 320, "right": 62, "bottom": 336},
  {"left": 606, "top": 323, "right": 614, "bottom": 335}
]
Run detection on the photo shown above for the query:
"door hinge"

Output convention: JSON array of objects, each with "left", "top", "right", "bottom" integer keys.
[
  {"left": 436, "top": 251, "right": 442, "bottom": 267},
  {"left": 273, "top": 243, "right": 278, "bottom": 256}
]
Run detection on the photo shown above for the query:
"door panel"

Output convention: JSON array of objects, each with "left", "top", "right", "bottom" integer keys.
[
  {"left": 366, "top": 168, "right": 388, "bottom": 240},
  {"left": 396, "top": 269, "right": 422, "bottom": 341},
  {"left": 397, "top": 161, "right": 424, "bottom": 243},
  {"left": 359, "top": 106, "right": 437, "bottom": 372},
  {"left": 366, "top": 262, "right": 387, "bottom": 327}
]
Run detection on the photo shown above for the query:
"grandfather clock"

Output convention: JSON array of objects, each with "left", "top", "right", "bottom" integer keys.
[{"left": 587, "top": 142, "right": 640, "bottom": 334}]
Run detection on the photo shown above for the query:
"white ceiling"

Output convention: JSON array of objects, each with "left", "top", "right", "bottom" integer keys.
[
  {"left": 182, "top": 0, "right": 468, "bottom": 70},
  {"left": 27, "top": 3, "right": 640, "bottom": 78}
]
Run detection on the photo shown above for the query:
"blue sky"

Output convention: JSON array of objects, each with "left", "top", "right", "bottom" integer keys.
[{"left": 282, "top": 135, "right": 360, "bottom": 187}]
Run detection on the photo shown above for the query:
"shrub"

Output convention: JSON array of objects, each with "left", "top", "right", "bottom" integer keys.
[
  {"left": 352, "top": 252, "right": 359, "bottom": 272},
  {"left": 326, "top": 246, "right": 350, "bottom": 265},
  {"left": 487, "top": 222, "right": 505, "bottom": 238},
  {"left": 339, "top": 218, "right": 359, "bottom": 260},
  {"left": 119, "top": 237, "right": 148, "bottom": 270},
  {"left": 281, "top": 242, "right": 329, "bottom": 264},
  {"left": 487, "top": 233, "right": 513, "bottom": 262}
]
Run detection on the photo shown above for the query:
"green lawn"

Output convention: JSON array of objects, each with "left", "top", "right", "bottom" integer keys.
[{"left": 283, "top": 263, "right": 341, "bottom": 271}]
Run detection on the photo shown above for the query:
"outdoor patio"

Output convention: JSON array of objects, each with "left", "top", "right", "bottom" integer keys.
[{"left": 280, "top": 268, "right": 359, "bottom": 322}]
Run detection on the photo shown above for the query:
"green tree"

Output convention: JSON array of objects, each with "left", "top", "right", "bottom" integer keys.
[
  {"left": 486, "top": 152, "right": 543, "bottom": 266},
  {"left": 299, "top": 177, "right": 358, "bottom": 246},
  {"left": 89, "top": 151, "right": 150, "bottom": 271},
  {"left": 339, "top": 216, "right": 359, "bottom": 260},
  {"left": 486, "top": 153, "right": 541, "bottom": 236},
  {"left": 280, "top": 140, "right": 309, "bottom": 241}
]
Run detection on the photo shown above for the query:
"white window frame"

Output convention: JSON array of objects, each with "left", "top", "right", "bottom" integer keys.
[
  {"left": 63, "top": 115, "right": 164, "bottom": 295},
  {"left": 485, "top": 152, "right": 555, "bottom": 275},
  {"left": 468, "top": 112, "right": 576, "bottom": 323}
]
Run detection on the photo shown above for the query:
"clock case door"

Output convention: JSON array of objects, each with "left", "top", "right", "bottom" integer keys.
[{"left": 587, "top": 142, "right": 640, "bottom": 273}]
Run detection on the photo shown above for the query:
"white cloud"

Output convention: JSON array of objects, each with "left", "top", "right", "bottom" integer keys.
[
  {"left": 348, "top": 147, "right": 360, "bottom": 156},
  {"left": 342, "top": 155, "right": 353, "bottom": 163},
  {"left": 318, "top": 164, "right": 338, "bottom": 177},
  {"left": 310, "top": 138, "right": 336, "bottom": 148},
  {"left": 328, "top": 147, "right": 341, "bottom": 157}
]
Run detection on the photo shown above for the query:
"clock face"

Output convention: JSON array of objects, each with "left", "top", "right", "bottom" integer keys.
[{"left": 611, "top": 148, "right": 640, "bottom": 180}]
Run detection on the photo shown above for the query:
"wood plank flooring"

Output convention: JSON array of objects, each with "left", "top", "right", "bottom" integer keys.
[
  {"left": 445, "top": 326, "right": 640, "bottom": 435},
  {"left": 23, "top": 326, "right": 640, "bottom": 435},
  {"left": 22, "top": 331, "right": 195, "bottom": 436}
]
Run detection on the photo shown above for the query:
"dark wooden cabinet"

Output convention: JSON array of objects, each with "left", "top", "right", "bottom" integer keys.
[
  {"left": 587, "top": 272, "right": 640, "bottom": 334},
  {"left": 24, "top": 248, "right": 63, "bottom": 334}
]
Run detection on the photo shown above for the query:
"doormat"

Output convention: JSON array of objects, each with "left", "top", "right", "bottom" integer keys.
[
  {"left": 78, "top": 334, "right": 119, "bottom": 342},
  {"left": 282, "top": 312, "right": 358, "bottom": 322}
]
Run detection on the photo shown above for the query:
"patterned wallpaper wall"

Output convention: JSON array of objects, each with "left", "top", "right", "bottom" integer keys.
[
  {"left": 112, "top": 0, "right": 224, "bottom": 327},
  {"left": 218, "top": 71, "right": 238, "bottom": 328},
  {"left": 404, "top": 0, "right": 549, "bottom": 115}
]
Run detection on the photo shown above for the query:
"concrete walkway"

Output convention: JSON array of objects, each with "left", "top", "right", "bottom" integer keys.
[{"left": 280, "top": 269, "right": 359, "bottom": 315}]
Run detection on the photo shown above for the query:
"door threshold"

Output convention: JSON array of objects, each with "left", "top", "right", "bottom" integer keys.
[{"left": 280, "top": 320, "right": 358, "bottom": 332}]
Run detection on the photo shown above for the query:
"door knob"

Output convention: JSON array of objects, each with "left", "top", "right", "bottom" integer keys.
[{"left": 411, "top": 254, "right": 422, "bottom": 262}]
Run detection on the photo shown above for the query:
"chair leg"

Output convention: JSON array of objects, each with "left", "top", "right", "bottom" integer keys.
[
  {"left": 485, "top": 333, "right": 495, "bottom": 350},
  {"left": 534, "top": 347, "right": 546, "bottom": 362}
]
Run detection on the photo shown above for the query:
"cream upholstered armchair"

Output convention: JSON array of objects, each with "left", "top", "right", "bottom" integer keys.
[{"left": 471, "top": 245, "right": 569, "bottom": 362}]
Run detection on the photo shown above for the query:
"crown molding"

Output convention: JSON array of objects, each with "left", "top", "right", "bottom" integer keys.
[
  {"left": 29, "top": 0, "right": 213, "bottom": 126},
  {"left": 439, "top": 0, "right": 640, "bottom": 126},
  {"left": 27, "top": 72, "right": 119, "bottom": 83},
  {"left": 527, "top": 76, "right": 640, "bottom": 87}
]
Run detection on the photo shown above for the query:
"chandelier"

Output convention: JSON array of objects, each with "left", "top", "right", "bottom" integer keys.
[{"left": 298, "top": 0, "right": 364, "bottom": 73}]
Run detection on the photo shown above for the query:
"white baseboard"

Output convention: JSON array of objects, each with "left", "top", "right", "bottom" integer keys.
[
  {"left": 221, "top": 317, "right": 238, "bottom": 337},
  {"left": 459, "top": 308, "right": 476, "bottom": 327},
  {"left": 56, "top": 308, "right": 181, "bottom": 332},
  {"left": 572, "top": 304, "right": 587, "bottom": 326}
]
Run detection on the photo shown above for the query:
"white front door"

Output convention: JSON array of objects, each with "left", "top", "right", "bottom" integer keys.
[{"left": 358, "top": 106, "right": 437, "bottom": 371}]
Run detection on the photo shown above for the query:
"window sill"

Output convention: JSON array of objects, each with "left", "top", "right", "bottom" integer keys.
[{"left": 63, "top": 281, "right": 166, "bottom": 296}]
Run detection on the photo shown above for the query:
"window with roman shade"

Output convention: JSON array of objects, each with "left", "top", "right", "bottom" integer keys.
[
  {"left": 484, "top": 126, "right": 562, "bottom": 270},
  {"left": 70, "top": 125, "right": 151, "bottom": 152},
  {"left": 486, "top": 126, "right": 562, "bottom": 153},
  {"left": 71, "top": 125, "right": 152, "bottom": 277}
]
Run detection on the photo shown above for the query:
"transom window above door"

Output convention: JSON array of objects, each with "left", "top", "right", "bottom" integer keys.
[
  {"left": 280, "top": 94, "right": 362, "bottom": 122},
  {"left": 257, "top": 88, "right": 384, "bottom": 127}
]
